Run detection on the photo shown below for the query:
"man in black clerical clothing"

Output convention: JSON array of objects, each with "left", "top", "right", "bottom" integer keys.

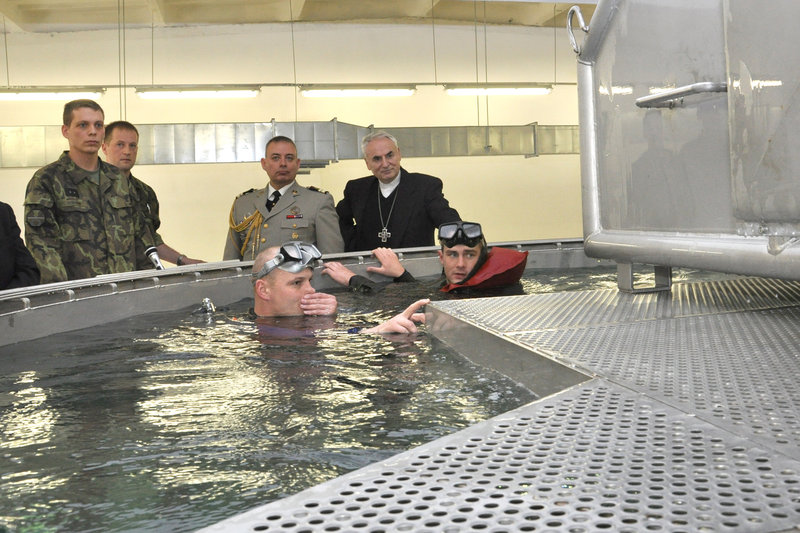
[{"left": 336, "top": 131, "right": 460, "bottom": 252}]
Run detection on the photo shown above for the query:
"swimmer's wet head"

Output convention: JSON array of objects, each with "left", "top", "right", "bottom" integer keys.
[
  {"left": 251, "top": 241, "right": 322, "bottom": 282},
  {"left": 437, "top": 221, "right": 488, "bottom": 285},
  {"left": 252, "top": 242, "right": 337, "bottom": 318}
]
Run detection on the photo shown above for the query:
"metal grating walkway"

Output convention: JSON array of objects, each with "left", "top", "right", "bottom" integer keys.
[{"left": 200, "top": 277, "right": 800, "bottom": 532}]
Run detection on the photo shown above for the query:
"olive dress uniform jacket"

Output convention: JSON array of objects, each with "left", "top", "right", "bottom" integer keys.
[
  {"left": 24, "top": 151, "right": 155, "bottom": 284},
  {"left": 0, "top": 201, "right": 40, "bottom": 290},
  {"left": 224, "top": 181, "right": 344, "bottom": 261},
  {"left": 336, "top": 168, "right": 461, "bottom": 252}
]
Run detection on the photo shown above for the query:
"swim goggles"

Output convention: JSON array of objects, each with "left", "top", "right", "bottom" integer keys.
[
  {"left": 251, "top": 241, "right": 322, "bottom": 280},
  {"left": 438, "top": 221, "right": 485, "bottom": 248}
]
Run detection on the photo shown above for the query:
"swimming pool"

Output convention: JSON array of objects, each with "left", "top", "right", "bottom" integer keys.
[
  {"left": 0, "top": 289, "right": 536, "bottom": 533},
  {"left": 0, "top": 258, "right": 738, "bottom": 532}
]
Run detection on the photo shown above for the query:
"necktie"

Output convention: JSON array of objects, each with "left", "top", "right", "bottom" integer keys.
[{"left": 266, "top": 191, "right": 281, "bottom": 211}]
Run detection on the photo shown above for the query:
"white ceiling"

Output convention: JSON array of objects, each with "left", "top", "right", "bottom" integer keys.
[{"left": 0, "top": 1, "right": 596, "bottom": 32}]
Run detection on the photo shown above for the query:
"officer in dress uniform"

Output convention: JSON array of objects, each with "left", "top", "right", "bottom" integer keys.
[{"left": 224, "top": 135, "right": 344, "bottom": 261}]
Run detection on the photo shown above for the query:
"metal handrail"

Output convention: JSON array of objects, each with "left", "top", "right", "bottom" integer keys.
[{"left": 635, "top": 81, "right": 727, "bottom": 108}]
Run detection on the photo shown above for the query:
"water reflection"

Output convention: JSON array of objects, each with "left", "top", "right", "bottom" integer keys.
[{"left": 0, "top": 290, "right": 535, "bottom": 532}]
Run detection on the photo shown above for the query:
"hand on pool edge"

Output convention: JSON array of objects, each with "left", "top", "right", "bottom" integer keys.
[
  {"left": 362, "top": 298, "right": 430, "bottom": 334},
  {"left": 320, "top": 261, "right": 356, "bottom": 286}
]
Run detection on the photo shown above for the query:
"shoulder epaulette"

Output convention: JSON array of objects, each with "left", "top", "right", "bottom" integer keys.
[
  {"left": 307, "top": 185, "right": 331, "bottom": 194},
  {"left": 236, "top": 188, "right": 255, "bottom": 198}
]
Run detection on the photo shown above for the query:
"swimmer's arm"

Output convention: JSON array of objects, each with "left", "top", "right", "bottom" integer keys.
[
  {"left": 361, "top": 299, "right": 429, "bottom": 334},
  {"left": 367, "top": 248, "right": 415, "bottom": 283},
  {"left": 320, "top": 261, "right": 355, "bottom": 286},
  {"left": 322, "top": 261, "right": 384, "bottom": 293}
]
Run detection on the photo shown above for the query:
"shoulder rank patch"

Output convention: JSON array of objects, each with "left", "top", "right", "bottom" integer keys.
[
  {"left": 306, "top": 185, "right": 330, "bottom": 194},
  {"left": 236, "top": 188, "right": 255, "bottom": 198},
  {"left": 26, "top": 210, "right": 45, "bottom": 227}
]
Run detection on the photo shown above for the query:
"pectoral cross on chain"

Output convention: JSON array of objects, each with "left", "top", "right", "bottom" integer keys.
[{"left": 378, "top": 227, "right": 391, "bottom": 243}]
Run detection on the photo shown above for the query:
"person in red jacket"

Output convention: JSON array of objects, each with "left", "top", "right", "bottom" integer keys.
[{"left": 322, "top": 221, "right": 528, "bottom": 293}]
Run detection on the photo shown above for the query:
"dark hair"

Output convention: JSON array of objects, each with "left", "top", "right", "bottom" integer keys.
[
  {"left": 63, "top": 99, "right": 104, "bottom": 127},
  {"left": 265, "top": 135, "right": 297, "bottom": 154},
  {"left": 104, "top": 120, "right": 139, "bottom": 143}
]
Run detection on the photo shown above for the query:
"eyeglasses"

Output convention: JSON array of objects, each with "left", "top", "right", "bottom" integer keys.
[
  {"left": 438, "top": 221, "right": 484, "bottom": 248},
  {"left": 251, "top": 241, "right": 322, "bottom": 280}
]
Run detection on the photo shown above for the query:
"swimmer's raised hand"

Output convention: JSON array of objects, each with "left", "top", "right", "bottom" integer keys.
[
  {"left": 363, "top": 298, "right": 430, "bottom": 334},
  {"left": 320, "top": 261, "right": 355, "bottom": 286},
  {"left": 300, "top": 292, "right": 338, "bottom": 316}
]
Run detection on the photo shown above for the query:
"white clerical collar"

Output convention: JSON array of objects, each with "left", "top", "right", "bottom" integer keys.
[
  {"left": 378, "top": 172, "right": 401, "bottom": 198},
  {"left": 268, "top": 181, "right": 295, "bottom": 198}
]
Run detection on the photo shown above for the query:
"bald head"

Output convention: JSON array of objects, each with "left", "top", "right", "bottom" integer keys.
[
  {"left": 252, "top": 246, "right": 281, "bottom": 283},
  {"left": 252, "top": 247, "right": 317, "bottom": 317}
]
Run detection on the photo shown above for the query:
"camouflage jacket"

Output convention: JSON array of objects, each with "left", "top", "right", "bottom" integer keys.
[
  {"left": 24, "top": 151, "right": 156, "bottom": 283},
  {"left": 129, "top": 174, "right": 164, "bottom": 247}
]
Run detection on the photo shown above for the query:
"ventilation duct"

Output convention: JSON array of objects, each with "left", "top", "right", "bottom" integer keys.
[{"left": 0, "top": 119, "right": 578, "bottom": 169}]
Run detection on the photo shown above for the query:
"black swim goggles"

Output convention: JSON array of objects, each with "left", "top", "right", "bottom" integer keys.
[
  {"left": 438, "top": 221, "right": 484, "bottom": 248},
  {"left": 251, "top": 241, "right": 322, "bottom": 280}
]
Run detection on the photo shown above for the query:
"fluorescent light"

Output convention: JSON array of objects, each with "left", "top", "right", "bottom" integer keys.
[
  {"left": 444, "top": 83, "right": 553, "bottom": 96},
  {"left": 135, "top": 85, "right": 260, "bottom": 99},
  {"left": 0, "top": 86, "right": 106, "bottom": 101},
  {"left": 300, "top": 84, "right": 416, "bottom": 98}
]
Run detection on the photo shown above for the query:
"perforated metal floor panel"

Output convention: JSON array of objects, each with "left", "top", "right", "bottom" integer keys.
[{"left": 201, "top": 277, "right": 800, "bottom": 532}]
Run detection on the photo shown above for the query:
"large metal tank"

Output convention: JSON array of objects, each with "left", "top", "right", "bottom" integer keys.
[{"left": 571, "top": 0, "right": 800, "bottom": 287}]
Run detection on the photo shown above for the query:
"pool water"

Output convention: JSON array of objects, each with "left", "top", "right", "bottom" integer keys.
[{"left": 0, "top": 292, "right": 535, "bottom": 533}]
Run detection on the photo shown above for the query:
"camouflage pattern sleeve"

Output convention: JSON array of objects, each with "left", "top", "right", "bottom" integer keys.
[
  {"left": 24, "top": 170, "right": 69, "bottom": 283},
  {"left": 126, "top": 179, "right": 157, "bottom": 271},
  {"left": 130, "top": 176, "right": 164, "bottom": 247}
]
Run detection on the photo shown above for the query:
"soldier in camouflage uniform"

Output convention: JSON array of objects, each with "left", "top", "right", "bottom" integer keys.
[
  {"left": 102, "top": 120, "right": 203, "bottom": 266},
  {"left": 24, "top": 100, "right": 155, "bottom": 284}
]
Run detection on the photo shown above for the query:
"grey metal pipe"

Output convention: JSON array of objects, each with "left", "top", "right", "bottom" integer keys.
[
  {"left": 635, "top": 81, "right": 727, "bottom": 108},
  {"left": 585, "top": 230, "right": 800, "bottom": 280}
]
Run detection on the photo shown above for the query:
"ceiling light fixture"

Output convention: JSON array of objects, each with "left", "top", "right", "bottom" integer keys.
[
  {"left": 0, "top": 86, "right": 107, "bottom": 101},
  {"left": 443, "top": 83, "right": 553, "bottom": 96},
  {"left": 300, "top": 84, "right": 417, "bottom": 98},
  {"left": 135, "top": 85, "right": 261, "bottom": 99}
]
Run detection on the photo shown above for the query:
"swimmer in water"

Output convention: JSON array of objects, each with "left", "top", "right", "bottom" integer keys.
[{"left": 252, "top": 241, "right": 428, "bottom": 333}]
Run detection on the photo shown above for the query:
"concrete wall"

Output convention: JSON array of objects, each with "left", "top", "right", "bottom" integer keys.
[{"left": 0, "top": 21, "right": 582, "bottom": 261}]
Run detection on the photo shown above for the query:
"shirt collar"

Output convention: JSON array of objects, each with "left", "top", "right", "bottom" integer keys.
[
  {"left": 267, "top": 181, "right": 295, "bottom": 198},
  {"left": 378, "top": 171, "right": 401, "bottom": 198}
]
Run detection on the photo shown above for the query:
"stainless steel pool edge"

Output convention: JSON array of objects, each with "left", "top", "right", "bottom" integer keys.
[
  {"left": 195, "top": 380, "right": 595, "bottom": 533},
  {"left": 0, "top": 240, "right": 602, "bottom": 347},
  {"left": 198, "top": 376, "right": 800, "bottom": 533},
  {"left": 0, "top": 266, "right": 254, "bottom": 346},
  {"left": 426, "top": 305, "right": 590, "bottom": 397}
]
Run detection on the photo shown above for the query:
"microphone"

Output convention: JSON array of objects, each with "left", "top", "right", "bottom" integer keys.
[{"left": 145, "top": 246, "right": 165, "bottom": 270}]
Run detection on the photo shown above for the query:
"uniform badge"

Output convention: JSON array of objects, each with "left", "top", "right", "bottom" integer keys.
[
  {"left": 27, "top": 210, "right": 45, "bottom": 227},
  {"left": 287, "top": 207, "right": 303, "bottom": 219},
  {"left": 65, "top": 188, "right": 80, "bottom": 198}
]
